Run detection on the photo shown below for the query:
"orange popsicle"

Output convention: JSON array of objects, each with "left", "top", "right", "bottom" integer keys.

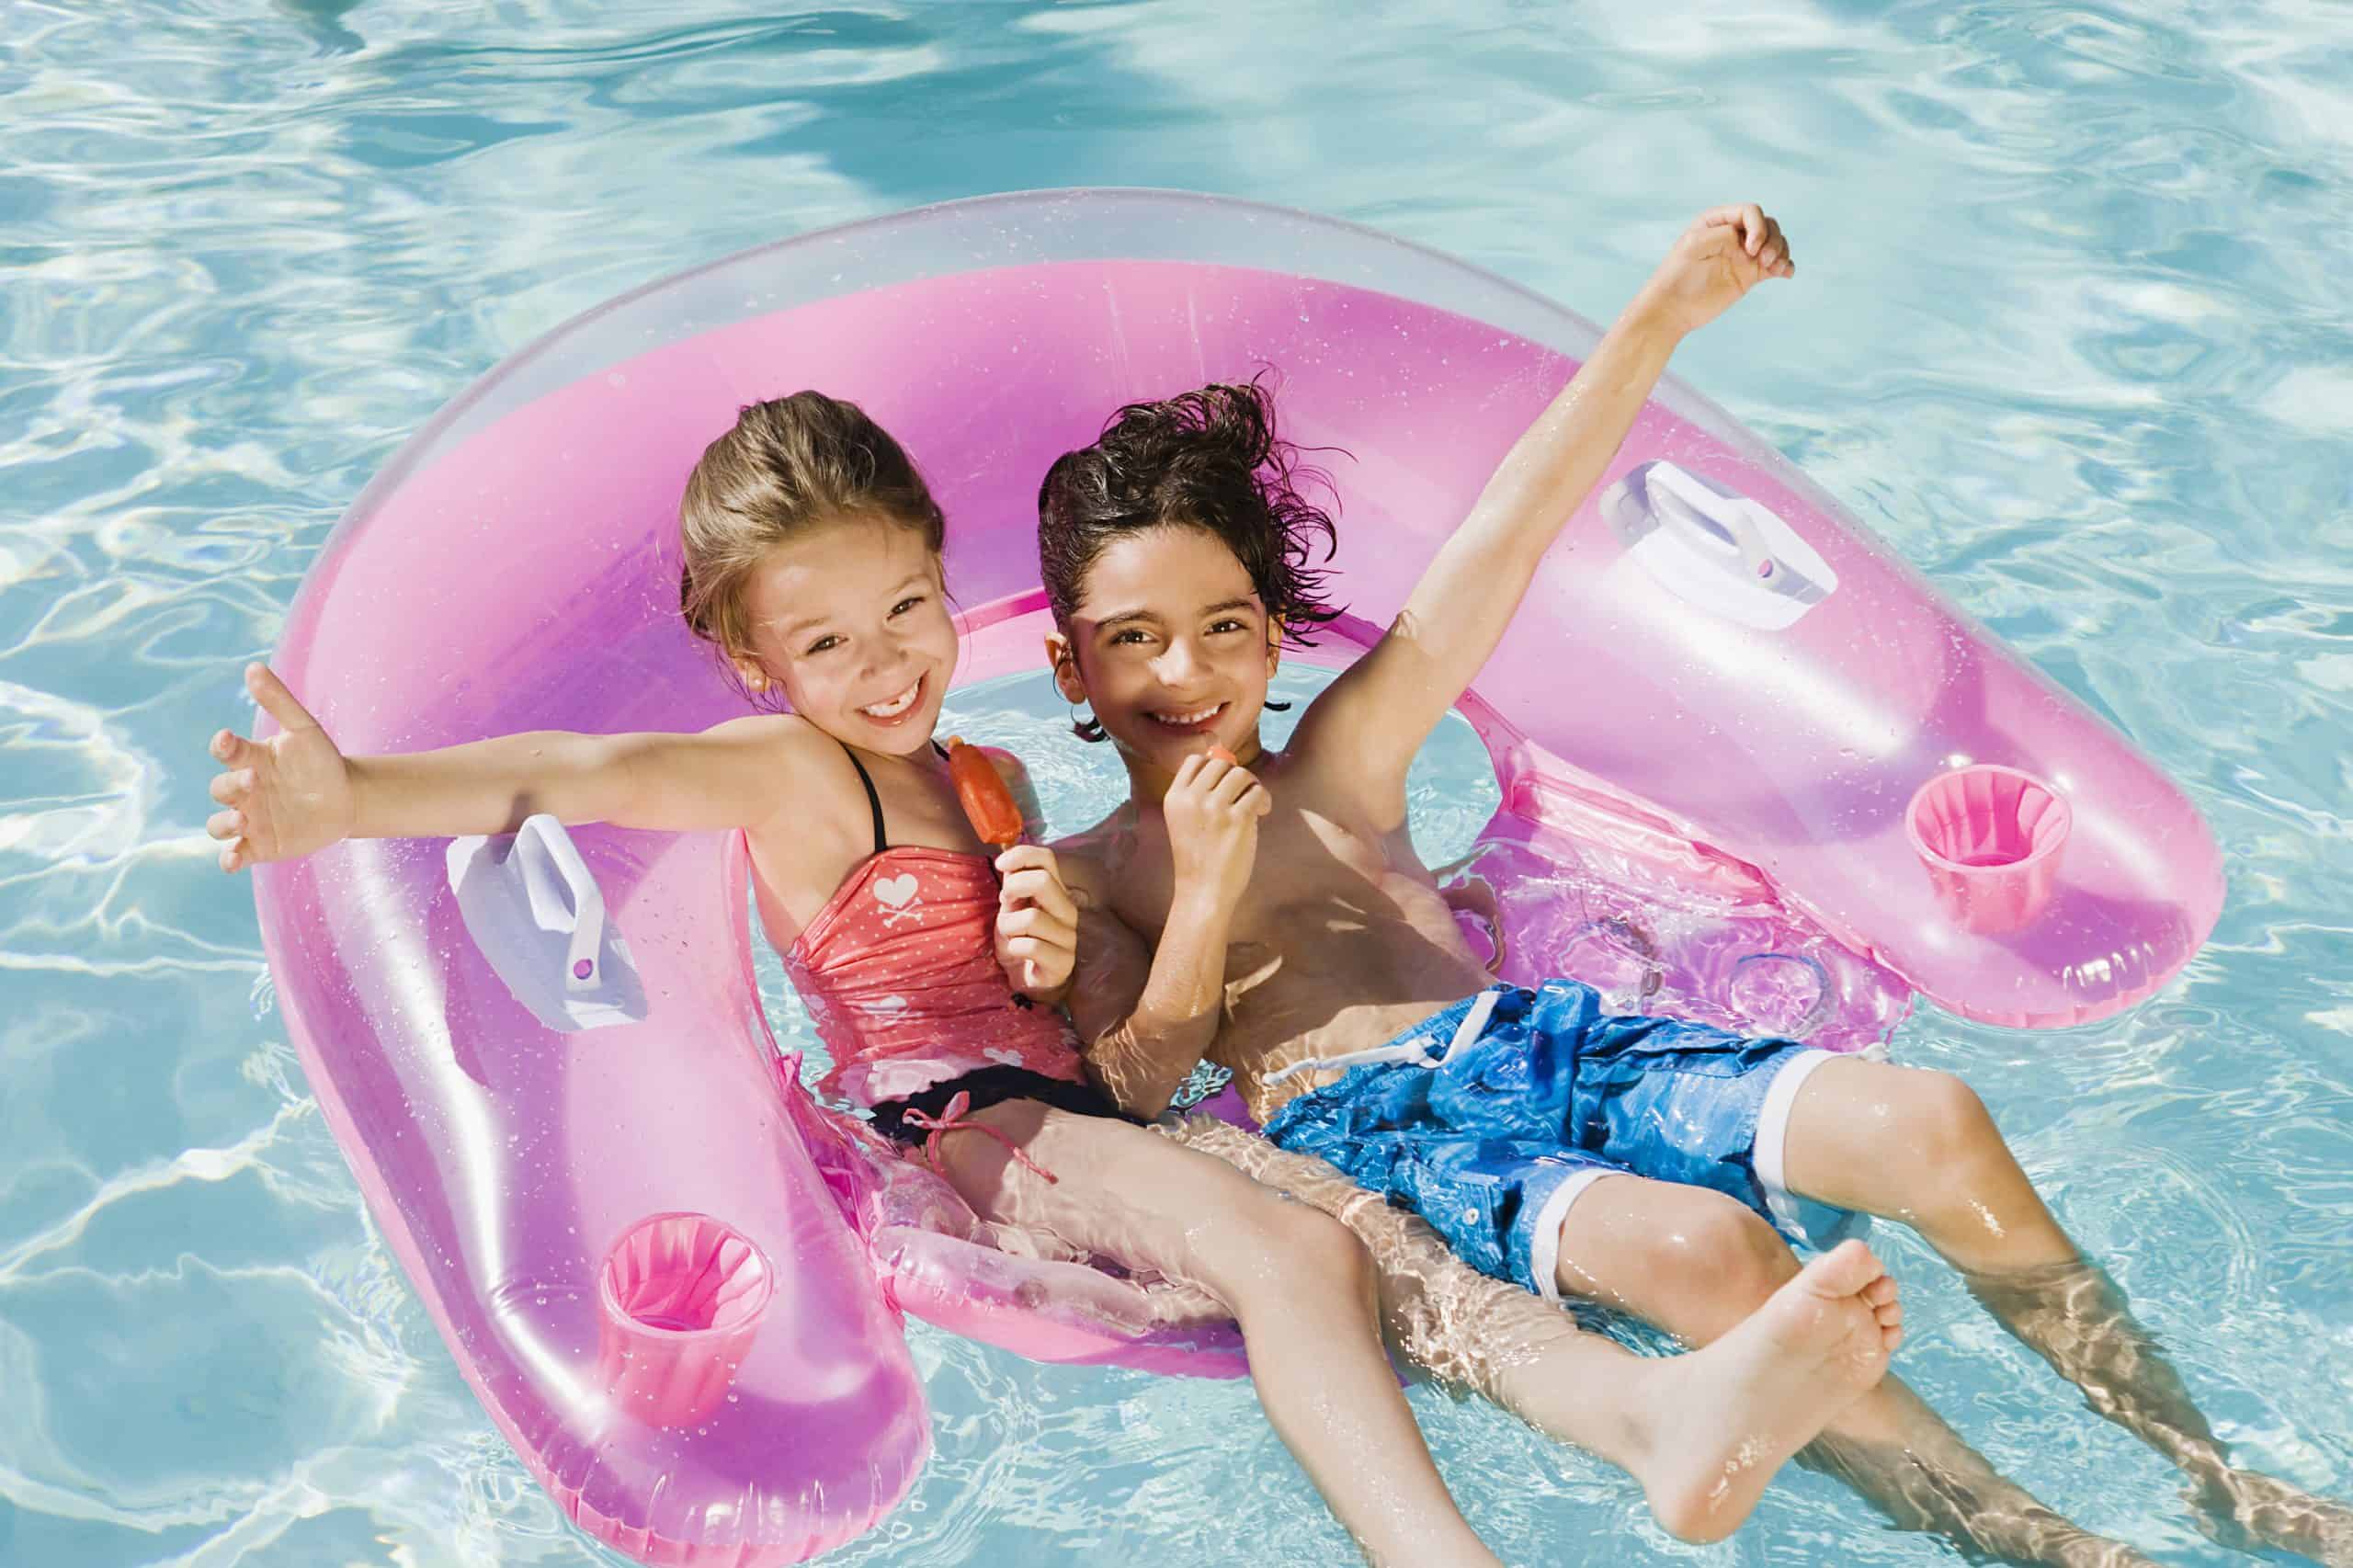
[{"left": 945, "top": 737, "right": 1024, "bottom": 848}]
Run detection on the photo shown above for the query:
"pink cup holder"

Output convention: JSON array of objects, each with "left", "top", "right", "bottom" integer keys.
[
  {"left": 597, "top": 1211, "right": 773, "bottom": 1428},
  {"left": 1905, "top": 765, "right": 2072, "bottom": 935}
]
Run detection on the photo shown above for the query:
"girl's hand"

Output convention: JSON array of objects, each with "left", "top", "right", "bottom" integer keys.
[
  {"left": 206, "top": 663, "right": 355, "bottom": 872},
  {"left": 1163, "top": 748, "right": 1270, "bottom": 915},
  {"left": 1634, "top": 203, "right": 1794, "bottom": 339},
  {"left": 995, "top": 844, "right": 1079, "bottom": 1000}
]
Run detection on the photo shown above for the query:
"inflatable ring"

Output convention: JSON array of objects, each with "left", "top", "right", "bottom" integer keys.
[{"left": 255, "top": 189, "right": 2222, "bottom": 1565}]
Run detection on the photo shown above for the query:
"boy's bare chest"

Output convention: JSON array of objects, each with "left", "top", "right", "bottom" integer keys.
[{"left": 1113, "top": 806, "right": 1425, "bottom": 946}]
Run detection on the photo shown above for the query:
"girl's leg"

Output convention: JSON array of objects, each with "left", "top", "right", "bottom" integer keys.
[
  {"left": 1162, "top": 1116, "right": 1905, "bottom": 1546},
  {"left": 1552, "top": 1172, "right": 2158, "bottom": 1568},
  {"left": 1781, "top": 1056, "right": 2353, "bottom": 1566},
  {"left": 923, "top": 1098, "right": 1499, "bottom": 1568}
]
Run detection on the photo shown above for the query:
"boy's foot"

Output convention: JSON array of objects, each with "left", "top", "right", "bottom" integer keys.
[
  {"left": 2191, "top": 1467, "right": 2353, "bottom": 1567},
  {"left": 1640, "top": 1238, "right": 1904, "bottom": 1542}
]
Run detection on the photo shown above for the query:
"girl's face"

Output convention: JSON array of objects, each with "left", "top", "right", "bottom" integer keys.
[
  {"left": 1049, "top": 523, "right": 1279, "bottom": 774},
  {"left": 737, "top": 516, "right": 959, "bottom": 755}
]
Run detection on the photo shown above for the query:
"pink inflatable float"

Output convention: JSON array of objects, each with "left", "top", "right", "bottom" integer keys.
[{"left": 252, "top": 189, "right": 2222, "bottom": 1565}]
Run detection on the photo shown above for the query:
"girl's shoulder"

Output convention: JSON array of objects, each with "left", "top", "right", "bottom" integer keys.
[
  {"left": 719, "top": 713, "right": 878, "bottom": 816},
  {"left": 700, "top": 709, "right": 829, "bottom": 755},
  {"left": 734, "top": 718, "right": 892, "bottom": 932}
]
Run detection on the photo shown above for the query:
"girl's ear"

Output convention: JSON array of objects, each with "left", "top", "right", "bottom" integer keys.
[
  {"left": 733, "top": 642, "right": 780, "bottom": 695},
  {"left": 1265, "top": 620, "right": 1282, "bottom": 679},
  {"left": 1045, "top": 632, "right": 1087, "bottom": 704}
]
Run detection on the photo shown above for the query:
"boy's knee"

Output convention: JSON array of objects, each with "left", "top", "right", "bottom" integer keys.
[
  {"left": 1908, "top": 1070, "right": 2005, "bottom": 1172},
  {"left": 1595, "top": 1192, "right": 1796, "bottom": 1330},
  {"left": 1671, "top": 1194, "right": 1800, "bottom": 1306}
]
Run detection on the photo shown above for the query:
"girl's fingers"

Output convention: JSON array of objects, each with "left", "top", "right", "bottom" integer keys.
[
  {"left": 219, "top": 839, "right": 244, "bottom": 873},
  {"left": 209, "top": 767, "right": 254, "bottom": 805},
  {"left": 1002, "top": 931, "right": 1074, "bottom": 962},
  {"left": 996, "top": 903, "right": 1068, "bottom": 942},
  {"left": 207, "top": 808, "right": 243, "bottom": 841},
  {"left": 994, "top": 846, "right": 1075, "bottom": 919},
  {"left": 210, "top": 728, "right": 250, "bottom": 765},
  {"left": 245, "top": 664, "right": 323, "bottom": 733},
  {"left": 1001, "top": 867, "right": 1077, "bottom": 926},
  {"left": 995, "top": 843, "right": 1057, "bottom": 876}
]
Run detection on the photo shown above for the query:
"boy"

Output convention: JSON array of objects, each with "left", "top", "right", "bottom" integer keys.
[{"left": 1034, "top": 205, "right": 2348, "bottom": 1568}]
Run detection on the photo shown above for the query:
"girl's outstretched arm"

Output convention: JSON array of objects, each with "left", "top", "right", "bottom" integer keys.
[
  {"left": 1294, "top": 204, "right": 1795, "bottom": 818},
  {"left": 206, "top": 661, "right": 813, "bottom": 870}
]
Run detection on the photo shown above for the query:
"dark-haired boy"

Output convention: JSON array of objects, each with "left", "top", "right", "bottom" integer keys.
[{"left": 1038, "top": 205, "right": 2349, "bottom": 1568}]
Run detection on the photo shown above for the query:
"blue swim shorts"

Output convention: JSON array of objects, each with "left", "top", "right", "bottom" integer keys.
[{"left": 1260, "top": 980, "right": 1864, "bottom": 1301}]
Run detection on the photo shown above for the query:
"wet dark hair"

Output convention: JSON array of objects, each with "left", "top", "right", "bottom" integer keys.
[
  {"left": 677, "top": 391, "right": 946, "bottom": 710},
  {"left": 1038, "top": 379, "right": 1342, "bottom": 740}
]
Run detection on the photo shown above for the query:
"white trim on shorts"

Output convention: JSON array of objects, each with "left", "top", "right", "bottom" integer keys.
[
  {"left": 1755, "top": 1047, "right": 1837, "bottom": 1244},
  {"left": 1529, "top": 1166, "right": 1620, "bottom": 1304}
]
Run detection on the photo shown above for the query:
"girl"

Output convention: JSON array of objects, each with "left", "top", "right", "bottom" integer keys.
[
  {"left": 209, "top": 389, "right": 1894, "bottom": 1563},
  {"left": 207, "top": 391, "right": 1497, "bottom": 1567}
]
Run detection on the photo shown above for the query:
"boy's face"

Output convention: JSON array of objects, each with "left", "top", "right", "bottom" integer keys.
[
  {"left": 1050, "top": 523, "right": 1279, "bottom": 772},
  {"left": 737, "top": 516, "right": 959, "bottom": 756}
]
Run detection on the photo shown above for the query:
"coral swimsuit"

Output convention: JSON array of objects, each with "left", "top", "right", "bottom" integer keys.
[{"left": 785, "top": 744, "right": 1088, "bottom": 1111}]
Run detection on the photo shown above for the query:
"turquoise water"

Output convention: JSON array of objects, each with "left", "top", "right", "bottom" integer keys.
[{"left": 4, "top": 3, "right": 2350, "bottom": 1564}]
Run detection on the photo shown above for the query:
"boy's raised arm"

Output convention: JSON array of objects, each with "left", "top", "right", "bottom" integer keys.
[{"left": 1297, "top": 205, "right": 1794, "bottom": 812}]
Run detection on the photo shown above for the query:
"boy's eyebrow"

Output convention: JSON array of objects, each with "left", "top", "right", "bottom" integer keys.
[
  {"left": 1092, "top": 596, "right": 1261, "bottom": 633},
  {"left": 1091, "top": 608, "right": 1161, "bottom": 632}
]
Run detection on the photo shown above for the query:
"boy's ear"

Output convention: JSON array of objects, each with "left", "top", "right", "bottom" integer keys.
[
  {"left": 1265, "top": 621, "right": 1282, "bottom": 678},
  {"left": 1044, "top": 631, "right": 1086, "bottom": 704}
]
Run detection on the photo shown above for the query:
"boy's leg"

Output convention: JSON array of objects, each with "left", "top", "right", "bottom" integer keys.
[
  {"left": 1161, "top": 1115, "right": 1904, "bottom": 1546},
  {"left": 1552, "top": 1171, "right": 2158, "bottom": 1568},
  {"left": 924, "top": 1098, "right": 1501, "bottom": 1568},
  {"left": 1779, "top": 1055, "right": 2353, "bottom": 1566}
]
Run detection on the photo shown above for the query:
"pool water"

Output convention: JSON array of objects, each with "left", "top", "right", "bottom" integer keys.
[{"left": 3, "top": 3, "right": 2348, "bottom": 1564}]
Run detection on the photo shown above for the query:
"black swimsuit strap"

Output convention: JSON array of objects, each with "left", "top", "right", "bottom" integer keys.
[
  {"left": 841, "top": 738, "right": 953, "bottom": 858},
  {"left": 841, "top": 743, "right": 889, "bottom": 857}
]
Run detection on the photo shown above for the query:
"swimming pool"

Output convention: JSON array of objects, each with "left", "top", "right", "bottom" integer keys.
[{"left": 2, "top": 2, "right": 2347, "bottom": 1564}]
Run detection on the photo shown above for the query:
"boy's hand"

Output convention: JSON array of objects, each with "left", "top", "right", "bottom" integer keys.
[
  {"left": 1163, "top": 748, "right": 1270, "bottom": 915},
  {"left": 1634, "top": 203, "right": 1794, "bottom": 339},
  {"left": 206, "top": 663, "right": 355, "bottom": 872},
  {"left": 995, "top": 844, "right": 1079, "bottom": 1000}
]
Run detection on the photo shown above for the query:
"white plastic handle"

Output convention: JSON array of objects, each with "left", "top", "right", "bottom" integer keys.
[
  {"left": 1645, "top": 463, "right": 1779, "bottom": 583},
  {"left": 514, "top": 814, "right": 606, "bottom": 993}
]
